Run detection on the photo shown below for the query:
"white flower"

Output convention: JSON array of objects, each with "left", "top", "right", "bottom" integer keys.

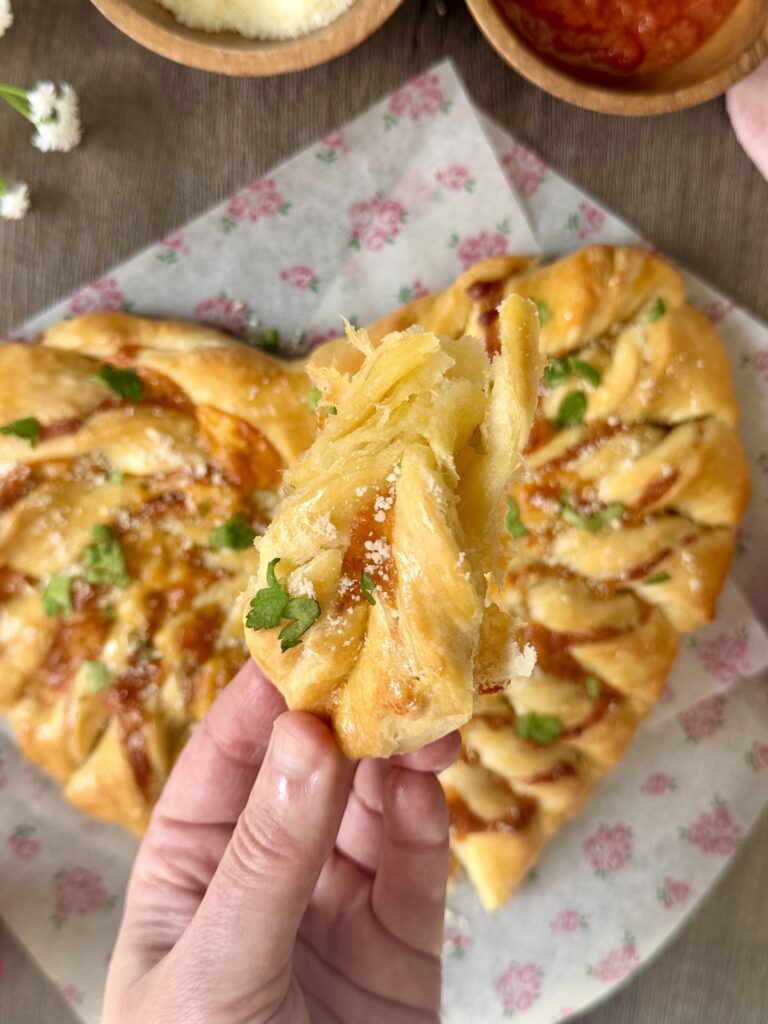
[
  {"left": 28, "top": 81, "right": 82, "bottom": 153},
  {"left": 0, "top": 180, "right": 30, "bottom": 221},
  {"left": 0, "top": 0, "right": 13, "bottom": 38}
]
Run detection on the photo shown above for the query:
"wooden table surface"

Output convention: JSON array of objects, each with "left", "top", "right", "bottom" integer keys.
[{"left": 1, "top": 0, "right": 767, "bottom": 1021}]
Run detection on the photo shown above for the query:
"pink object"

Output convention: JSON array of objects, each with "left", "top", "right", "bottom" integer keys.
[{"left": 727, "top": 61, "right": 768, "bottom": 180}]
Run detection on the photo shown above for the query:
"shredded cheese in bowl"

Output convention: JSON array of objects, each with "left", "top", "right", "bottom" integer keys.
[{"left": 155, "top": 0, "right": 357, "bottom": 39}]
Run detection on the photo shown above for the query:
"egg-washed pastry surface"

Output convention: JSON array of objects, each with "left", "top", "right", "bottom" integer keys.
[
  {"left": 0, "top": 313, "right": 314, "bottom": 835},
  {"left": 310, "top": 245, "right": 750, "bottom": 909},
  {"left": 244, "top": 298, "right": 543, "bottom": 758}
]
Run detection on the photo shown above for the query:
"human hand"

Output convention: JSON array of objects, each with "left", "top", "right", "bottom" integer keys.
[{"left": 104, "top": 660, "right": 458, "bottom": 1023}]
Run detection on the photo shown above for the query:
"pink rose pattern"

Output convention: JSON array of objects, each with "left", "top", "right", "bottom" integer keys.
[
  {"left": 385, "top": 72, "right": 451, "bottom": 127},
  {"left": 658, "top": 877, "right": 691, "bottom": 907},
  {"left": 68, "top": 277, "right": 128, "bottom": 316},
  {"left": 443, "top": 925, "right": 473, "bottom": 959},
  {"left": 495, "top": 961, "right": 543, "bottom": 1016},
  {"left": 703, "top": 299, "right": 734, "bottom": 323},
  {"left": 682, "top": 800, "right": 742, "bottom": 855},
  {"left": 53, "top": 867, "right": 113, "bottom": 926},
  {"left": 640, "top": 773, "right": 677, "bottom": 795},
  {"left": 551, "top": 909, "right": 587, "bottom": 933},
  {"left": 589, "top": 935, "right": 639, "bottom": 983},
  {"left": 697, "top": 630, "right": 751, "bottom": 685},
  {"left": 397, "top": 279, "right": 430, "bottom": 304},
  {"left": 8, "top": 825, "right": 40, "bottom": 860},
  {"left": 746, "top": 740, "right": 768, "bottom": 771},
  {"left": 280, "top": 264, "right": 319, "bottom": 292},
  {"left": 156, "top": 231, "right": 190, "bottom": 264},
  {"left": 59, "top": 984, "right": 83, "bottom": 1005},
  {"left": 752, "top": 350, "right": 768, "bottom": 383},
  {"left": 316, "top": 130, "right": 347, "bottom": 163},
  {"left": 584, "top": 823, "right": 633, "bottom": 876},
  {"left": 194, "top": 296, "right": 252, "bottom": 336},
  {"left": 568, "top": 201, "right": 607, "bottom": 239},
  {"left": 436, "top": 165, "right": 475, "bottom": 193},
  {"left": 502, "top": 145, "right": 548, "bottom": 198},
  {"left": 305, "top": 325, "right": 340, "bottom": 348},
  {"left": 450, "top": 220, "right": 511, "bottom": 270},
  {"left": 678, "top": 696, "right": 726, "bottom": 742},
  {"left": 224, "top": 177, "right": 290, "bottom": 230},
  {"left": 348, "top": 196, "right": 406, "bottom": 252}
]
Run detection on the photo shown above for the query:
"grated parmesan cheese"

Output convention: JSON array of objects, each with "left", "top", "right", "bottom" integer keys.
[{"left": 155, "top": 0, "right": 356, "bottom": 40}]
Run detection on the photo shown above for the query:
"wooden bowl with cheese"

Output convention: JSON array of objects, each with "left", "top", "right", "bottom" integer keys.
[{"left": 89, "top": 0, "right": 406, "bottom": 76}]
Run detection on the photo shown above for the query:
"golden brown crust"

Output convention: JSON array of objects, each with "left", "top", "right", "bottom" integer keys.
[{"left": 0, "top": 314, "right": 314, "bottom": 833}]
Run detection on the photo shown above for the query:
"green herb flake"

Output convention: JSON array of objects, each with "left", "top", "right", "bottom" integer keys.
[
  {"left": 516, "top": 712, "right": 563, "bottom": 745},
  {"left": 198, "top": 502, "right": 211, "bottom": 516},
  {"left": 245, "top": 557, "right": 290, "bottom": 631},
  {"left": 505, "top": 496, "right": 528, "bottom": 539},
  {"left": 325, "top": 406, "right": 338, "bottom": 416},
  {"left": 94, "top": 366, "right": 144, "bottom": 403},
  {"left": 360, "top": 570, "right": 376, "bottom": 606},
  {"left": 108, "top": 469, "right": 125, "bottom": 485},
  {"left": 308, "top": 386, "right": 323, "bottom": 412},
  {"left": 134, "top": 632, "right": 160, "bottom": 662},
  {"left": 278, "top": 596, "right": 321, "bottom": 652},
  {"left": 82, "top": 524, "right": 130, "bottom": 588},
  {"left": 42, "top": 575, "right": 73, "bottom": 617},
  {"left": 209, "top": 513, "right": 256, "bottom": 552},
  {"left": 569, "top": 359, "right": 601, "bottom": 388},
  {"left": 82, "top": 660, "right": 113, "bottom": 694},
  {"left": 554, "top": 390, "right": 587, "bottom": 429},
  {"left": 542, "top": 357, "right": 569, "bottom": 390},
  {"left": 559, "top": 493, "right": 626, "bottom": 533},
  {"left": 534, "top": 299, "right": 551, "bottom": 326},
  {"left": 585, "top": 676, "right": 602, "bottom": 699},
  {"left": 0, "top": 416, "right": 40, "bottom": 448},
  {"left": 260, "top": 328, "right": 280, "bottom": 351},
  {"left": 101, "top": 604, "right": 118, "bottom": 622},
  {"left": 644, "top": 571, "right": 672, "bottom": 585},
  {"left": 648, "top": 298, "right": 667, "bottom": 322},
  {"left": 245, "top": 557, "right": 321, "bottom": 652}
]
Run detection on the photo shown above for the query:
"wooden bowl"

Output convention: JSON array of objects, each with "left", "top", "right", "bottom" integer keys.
[
  {"left": 89, "top": 0, "right": 406, "bottom": 76},
  {"left": 465, "top": 0, "right": 768, "bottom": 115}
]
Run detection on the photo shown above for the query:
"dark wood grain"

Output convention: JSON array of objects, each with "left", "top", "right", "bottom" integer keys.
[{"left": 1, "top": 1, "right": 767, "bottom": 1021}]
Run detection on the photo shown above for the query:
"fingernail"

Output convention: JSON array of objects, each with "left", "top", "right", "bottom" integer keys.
[{"left": 270, "top": 714, "right": 324, "bottom": 779}]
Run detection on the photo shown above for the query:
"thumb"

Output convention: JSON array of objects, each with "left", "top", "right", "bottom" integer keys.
[{"left": 171, "top": 712, "right": 354, "bottom": 1007}]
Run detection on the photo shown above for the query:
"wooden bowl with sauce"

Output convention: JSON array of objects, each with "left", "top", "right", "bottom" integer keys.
[
  {"left": 88, "top": 0, "right": 406, "bottom": 76},
  {"left": 466, "top": 0, "right": 768, "bottom": 115}
]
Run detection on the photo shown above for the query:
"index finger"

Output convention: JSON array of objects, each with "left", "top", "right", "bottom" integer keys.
[{"left": 151, "top": 659, "right": 286, "bottom": 828}]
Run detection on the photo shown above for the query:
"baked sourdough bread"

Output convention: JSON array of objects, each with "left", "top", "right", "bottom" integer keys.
[{"left": 0, "top": 247, "right": 749, "bottom": 910}]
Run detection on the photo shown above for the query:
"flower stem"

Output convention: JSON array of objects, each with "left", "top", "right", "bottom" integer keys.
[{"left": 0, "top": 85, "right": 32, "bottom": 121}]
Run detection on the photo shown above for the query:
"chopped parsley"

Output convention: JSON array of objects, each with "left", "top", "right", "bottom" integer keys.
[
  {"left": 198, "top": 502, "right": 211, "bottom": 516},
  {"left": 94, "top": 366, "right": 144, "bottom": 403},
  {"left": 209, "top": 513, "right": 255, "bottom": 552},
  {"left": 0, "top": 416, "right": 40, "bottom": 448},
  {"left": 325, "top": 406, "right": 338, "bottom": 415},
  {"left": 543, "top": 356, "right": 600, "bottom": 391},
  {"left": 516, "top": 712, "right": 563, "bottom": 745},
  {"left": 101, "top": 604, "right": 118, "bottom": 622},
  {"left": 644, "top": 571, "right": 672, "bottom": 585},
  {"left": 259, "top": 328, "right": 280, "bottom": 352},
  {"left": 108, "top": 469, "right": 125, "bottom": 485},
  {"left": 585, "top": 676, "right": 602, "bottom": 699},
  {"left": 245, "top": 557, "right": 321, "bottom": 652},
  {"left": 134, "top": 632, "right": 160, "bottom": 662},
  {"left": 554, "top": 390, "right": 587, "bottom": 428},
  {"left": 82, "top": 524, "right": 130, "bottom": 588},
  {"left": 648, "top": 298, "right": 666, "bottom": 322},
  {"left": 308, "top": 386, "right": 323, "bottom": 412},
  {"left": 534, "top": 299, "right": 551, "bottom": 326},
  {"left": 42, "top": 574, "right": 73, "bottom": 617},
  {"left": 82, "top": 660, "right": 113, "bottom": 694},
  {"left": 505, "top": 496, "right": 528, "bottom": 539},
  {"left": 360, "top": 570, "right": 376, "bottom": 606},
  {"left": 559, "top": 493, "right": 626, "bottom": 533}
]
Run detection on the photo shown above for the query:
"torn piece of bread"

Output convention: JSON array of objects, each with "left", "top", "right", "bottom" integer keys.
[{"left": 243, "top": 296, "right": 543, "bottom": 757}]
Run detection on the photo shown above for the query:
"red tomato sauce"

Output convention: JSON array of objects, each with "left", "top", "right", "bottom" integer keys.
[{"left": 496, "top": 0, "right": 739, "bottom": 76}]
